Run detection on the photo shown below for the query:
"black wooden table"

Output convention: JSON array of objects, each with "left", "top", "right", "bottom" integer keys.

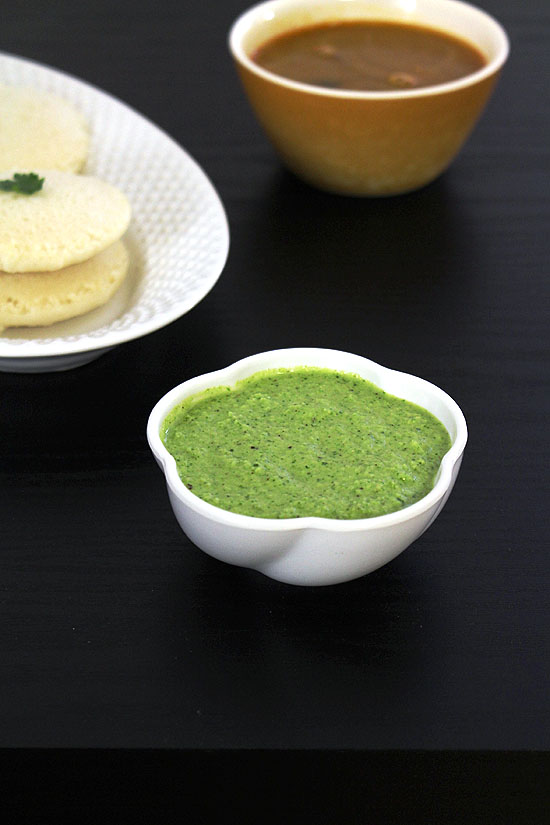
[{"left": 1, "top": 1, "right": 548, "bottom": 820}]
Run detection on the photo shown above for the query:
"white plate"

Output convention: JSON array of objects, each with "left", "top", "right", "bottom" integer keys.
[{"left": 0, "top": 52, "right": 230, "bottom": 372}]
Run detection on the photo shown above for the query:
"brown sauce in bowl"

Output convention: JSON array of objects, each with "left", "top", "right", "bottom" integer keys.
[{"left": 251, "top": 20, "right": 486, "bottom": 92}]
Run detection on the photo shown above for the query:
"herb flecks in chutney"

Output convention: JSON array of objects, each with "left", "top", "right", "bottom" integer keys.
[{"left": 162, "top": 367, "right": 451, "bottom": 519}]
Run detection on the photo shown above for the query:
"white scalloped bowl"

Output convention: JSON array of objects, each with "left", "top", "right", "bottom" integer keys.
[{"left": 147, "top": 348, "right": 467, "bottom": 586}]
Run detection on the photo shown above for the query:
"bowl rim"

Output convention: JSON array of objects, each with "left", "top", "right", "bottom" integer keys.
[
  {"left": 228, "top": 0, "right": 510, "bottom": 100},
  {"left": 147, "top": 347, "right": 468, "bottom": 532}
]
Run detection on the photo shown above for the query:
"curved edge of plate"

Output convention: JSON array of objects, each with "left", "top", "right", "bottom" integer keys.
[{"left": 0, "top": 346, "right": 115, "bottom": 373}]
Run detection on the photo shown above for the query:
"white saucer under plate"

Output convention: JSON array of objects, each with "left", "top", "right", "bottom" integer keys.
[{"left": 0, "top": 52, "right": 230, "bottom": 373}]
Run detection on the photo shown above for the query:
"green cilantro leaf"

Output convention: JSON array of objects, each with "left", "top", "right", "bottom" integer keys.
[{"left": 0, "top": 172, "right": 45, "bottom": 195}]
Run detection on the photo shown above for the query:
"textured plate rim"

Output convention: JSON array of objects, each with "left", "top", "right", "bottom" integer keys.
[{"left": 0, "top": 51, "right": 230, "bottom": 359}]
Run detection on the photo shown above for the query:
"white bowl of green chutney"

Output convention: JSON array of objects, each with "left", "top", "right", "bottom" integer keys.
[{"left": 147, "top": 348, "right": 467, "bottom": 586}]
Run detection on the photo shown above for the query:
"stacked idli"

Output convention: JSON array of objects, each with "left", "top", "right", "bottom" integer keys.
[{"left": 0, "top": 86, "right": 131, "bottom": 331}]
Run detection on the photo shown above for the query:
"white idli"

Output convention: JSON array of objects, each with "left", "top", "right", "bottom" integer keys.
[
  {"left": 0, "top": 85, "right": 89, "bottom": 173},
  {"left": 0, "top": 240, "right": 129, "bottom": 330},
  {"left": 0, "top": 169, "right": 131, "bottom": 273}
]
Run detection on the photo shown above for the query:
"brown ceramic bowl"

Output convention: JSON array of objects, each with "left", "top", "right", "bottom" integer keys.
[{"left": 229, "top": 0, "right": 509, "bottom": 196}]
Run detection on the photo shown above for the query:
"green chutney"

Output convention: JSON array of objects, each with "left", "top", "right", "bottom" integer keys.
[{"left": 161, "top": 367, "right": 451, "bottom": 519}]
